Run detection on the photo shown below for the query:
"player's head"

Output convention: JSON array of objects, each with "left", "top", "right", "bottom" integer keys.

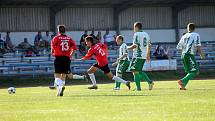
[
  {"left": 187, "top": 23, "right": 195, "bottom": 32},
  {"left": 116, "top": 35, "right": 124, "bottom": 45},
  {"left": 57, "top": 25, "right": 66, "bottom": 34},
  {"left": 134, "top": 22, "right": 142, "bottom": 32},
  {"left": 85, "top": 36, "right": 95, "bottom": 47}
]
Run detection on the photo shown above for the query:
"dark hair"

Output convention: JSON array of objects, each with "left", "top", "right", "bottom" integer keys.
[
  {"left": 134, "top": 22, "right": 142, "bottom": 30},
  {"left": 188, "top": 23, "right": 195, "bottom": 31},
  {"left": 57, "top": 25, "right": 66, "bottom": 34},
  {"left": 117, "top": 35, "right": 124, "bottom": 41},
  {"left": 85, "top": 36, "right": 95, "bottom": 45}
]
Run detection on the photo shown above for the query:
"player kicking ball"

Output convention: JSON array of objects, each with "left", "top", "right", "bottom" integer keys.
[
  {"left": 127, "top": 22, "right": 154, "bottom": 91},
  {"left": 112, "top": 35, "right": 130, "bottom": 90},
  {"left": 176, "top": 23, "right": 205, "bottom": 90},
  {"left": 79, "top": 36, "right": 131, "bottom": 90}
]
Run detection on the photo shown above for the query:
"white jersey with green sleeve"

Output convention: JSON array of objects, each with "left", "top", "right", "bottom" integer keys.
[
  {"left": 119, "top": 43, "right": 129, "bottom": 61},
  {"left": 132, "top": 31, "right": 151, "bottom": 59},
  {"left": 177, "top": 32, "right": 201, "bottom": 55}
]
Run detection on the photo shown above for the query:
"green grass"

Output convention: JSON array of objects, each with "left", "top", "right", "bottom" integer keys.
[{"left": 0, "top": 79, "right": 215, "bottom": 121}]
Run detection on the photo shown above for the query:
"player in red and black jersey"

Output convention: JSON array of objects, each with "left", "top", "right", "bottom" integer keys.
[
  {"left": 51, "top": 25, "right": 84, "bottom": 96},
  {"left": 80, "top": 36, "right": 131, "bottom": 89}
]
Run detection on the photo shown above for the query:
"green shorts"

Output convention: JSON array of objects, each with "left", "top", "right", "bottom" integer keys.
[
  {"left": 129, "top": 58, "right": 145, "bottom": 72},
  {"left": 117, "top": 60, "right": 130, "bottom": 74},
  {"left": 182, "top": 53, "right": 199, "bottom": 73}
]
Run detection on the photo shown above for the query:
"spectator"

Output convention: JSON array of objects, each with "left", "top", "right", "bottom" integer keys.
[
  {"left": 34, "top": 31, "right": 42, "bottom": 46},
  {"left": 0, "top": 33, "right": 4, "bottom": 49},
  {"left": 103, "top": 30, "right": 115, "bottom": 46},
  {"left": 89, "top": 29, "right": 96, "bottom": 40},
  {"left": 79, "top": 30, "right": 88, "bottom": 56},
  {"left": 153, "top": 43, "right": 169, "bottom": 59},
  {"left": 80, "top": 30, "right": 88, "bottom": 44},
  {"left": 42, "top": 31, "right": 51, "bottom": 48},
  {"left": 0, "top": 33, "right": 6, "bottom": 56},
  {"left": 51, "top": 32, "right": 56, "bottom": 40},
  {"left": 4, "top": 32, "right": 14, "bottom": 52},
  {"left": 18, "top": 38, "right": 34, "bottom": 57},
  {"left": 96, "top": 31, "right": 102, "bottom": 43},
  {"left": 18, "top": 38, "right": 31, "bottom": 50}
]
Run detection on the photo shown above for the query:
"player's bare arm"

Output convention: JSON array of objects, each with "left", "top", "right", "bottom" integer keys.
[
  {"left": 146, "top": 43, "right": 151, "bottom": 62},
  {"left": 197, "top": 46, "right": 205, "bottom": 59},
  {"left": 127, "top": 44, "right": 137, "bottom": 50}
]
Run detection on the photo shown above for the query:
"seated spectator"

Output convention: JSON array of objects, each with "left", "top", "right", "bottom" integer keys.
[
  {"left": 18, "top": 38, "right": 31, "bottom": 50},
  {"left": 103, "top": 30, "right": 115, "bottom": 46},
  {"left": 80, "top": 30, "right": 88, "bottom": 44},
  {"left": 0, "top": 33, "right": 6, "bottom": 56},
  {"left": 153, "top": 43, "right": 169, "bottom": 59},
  {"left": 51, "top": 32, "right": 56, "bottom": 40},
  {"left": 18, "top": 38, "right": 34, "bottom": 57},
  {"left": 89, "top": 29, "right": 96, "bottom": 40},
  {"left": 42, "top": 31, "right": 51, "bottom": 49},
  {"left": 79, "top": 30, "right": 88, "bottom": 56},
  {"left": 0, "top": 33, "right": 4, "bottom": 49},
  {"left": 96, "top": 31, "right": 102, "bottom": 43},
  {"left": 34, "top": 31, "right": 42, "bottom": 47},
  {"left": 4, "top": 32, "right": 15, "bottom": 52}
]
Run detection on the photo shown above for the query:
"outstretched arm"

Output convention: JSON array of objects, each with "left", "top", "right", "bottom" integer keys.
[{"left": 127, "top": 44, "right": 137, "bottom": 50}]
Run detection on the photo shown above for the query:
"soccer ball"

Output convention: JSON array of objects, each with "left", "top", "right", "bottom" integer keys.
[{"left": 8, "top": 87, "right": 16, "bottom": 94}]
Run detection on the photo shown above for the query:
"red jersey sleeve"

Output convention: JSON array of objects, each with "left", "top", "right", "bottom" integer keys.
[
  {"left": 51, "top": 36, "right": 58, "bottom": 55},
  {"left": 83, "top": 48, "right": 94, "bottom": 60}
]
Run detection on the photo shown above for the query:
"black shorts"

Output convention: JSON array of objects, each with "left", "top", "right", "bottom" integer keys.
[
  {"left": 54, "top": 56, "right": 71, "bottom": 74},
  {"left": 93, "top": 64, "right": 110, "bottom": 74}
]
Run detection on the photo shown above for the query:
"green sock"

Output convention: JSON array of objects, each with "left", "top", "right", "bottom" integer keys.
[
  {"left": 115, "top": 81, "right": 121, "bottom": 88},
  {"left": 134, "top": 73, "right": 141, "bottom": 90},
  {"left": 140, "top": 72, "right": 152, "bottom": 84},
  {"left": 181, "top": 72, "right": 197, "bottom": 87}
]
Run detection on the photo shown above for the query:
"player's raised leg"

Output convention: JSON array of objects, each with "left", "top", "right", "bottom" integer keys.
[{"left": 106, "top": 72, "right": 131, "bottom": 90}]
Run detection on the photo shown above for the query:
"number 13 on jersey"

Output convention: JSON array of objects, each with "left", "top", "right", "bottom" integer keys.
[{"left": 60, "top": 41, "right": 69, "bottom": 51}]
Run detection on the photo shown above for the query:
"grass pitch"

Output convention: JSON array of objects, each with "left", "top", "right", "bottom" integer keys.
[{"left": 0, "top": 79, "right": 215, "bottom": 121}]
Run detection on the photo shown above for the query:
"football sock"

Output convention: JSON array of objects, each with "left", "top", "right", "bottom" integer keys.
[
  {"left": 54, "top": 78, "right": 61, "bottom": 86},
  {"left": 73, "top": 75, "right": 84, "bottom": 79},
  {"left": 115, "top": 73, "right": 122, "bottom": 88},
  {"left": 181, "top": 72, "right": 197, "bottom": 87},
  {"left": 140, "top": 72, "right": 152, "bottom": 84},
  {"left": 88, "top": 73, "right": 97, "bottom": 86},
  {"left": 134, "top": 73, "right": 141, "bottom": 90},
  {"left": 112, "top": 76, "right": 127, "bottom": 84}
]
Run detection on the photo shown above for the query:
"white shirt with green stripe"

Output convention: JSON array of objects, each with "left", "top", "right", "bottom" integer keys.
[
  {"left": 177, "top": 32, "right": 201, "bottom": 55},
  {"left": 119, "top": 43, "right": 129, "bottom": 61},
  {"left": 132, "top": 30, "right": 151, "bottom": 59}
]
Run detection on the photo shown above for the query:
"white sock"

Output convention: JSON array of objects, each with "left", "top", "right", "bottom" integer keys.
[
  {"left": 62, "top": 80, "right": 65, "bottom": 86},
  {"left": 112, "top": 76, "right": 127, "bottom": 84},
  {"left": 88, "top": 73, "right": 97, "bottom": 86},
  {"left": 73, "top": 75, "right": 84, "bottom": 79},
  {"left": 54, "top": 78, "right": 64, "bottom": 86}
]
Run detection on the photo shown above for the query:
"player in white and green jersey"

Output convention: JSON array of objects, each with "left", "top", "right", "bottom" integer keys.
[
  {"left": 127, "top": 22, "right": 154, "bottom": 91},
  {"left": 112, "top": 35, "right": 130, "bottom": 90},
  {"left": 177, "top": 23, "right": 205, "bottom": 90}
]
